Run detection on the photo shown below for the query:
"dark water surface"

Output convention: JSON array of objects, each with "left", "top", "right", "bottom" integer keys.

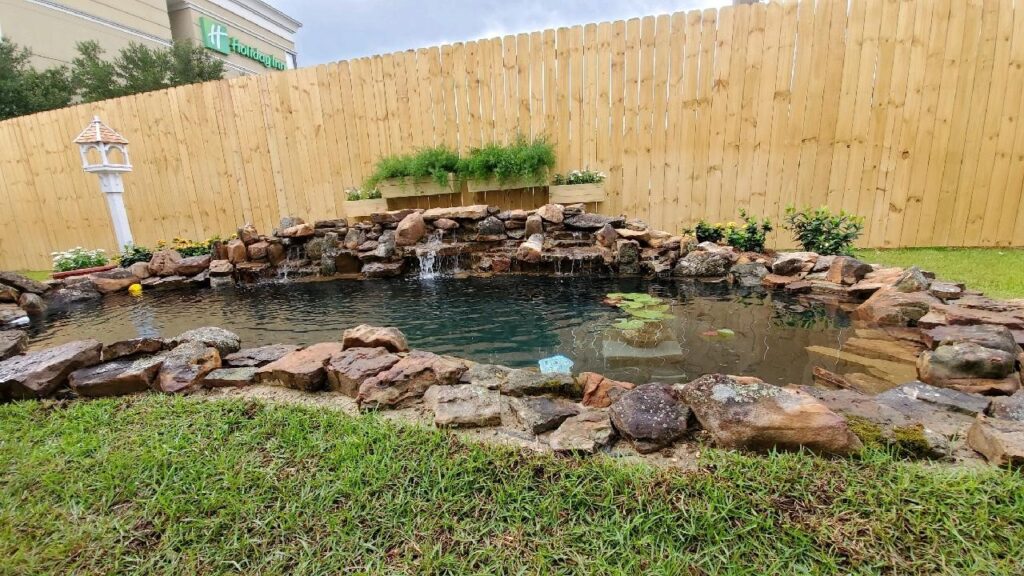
[{"left": 26, "top": 276, "right": 858, "bottom": 385}]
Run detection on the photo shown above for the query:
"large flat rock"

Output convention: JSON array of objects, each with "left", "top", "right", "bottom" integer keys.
[
  {"left": 0, "top": 339, "right": 101, "bottom": 399},
  {"left": 255, "top": 342, "right": 344, "bottom": 392},
  {"left": 69, "top": 355, "right": 164, "bottom": 397}
]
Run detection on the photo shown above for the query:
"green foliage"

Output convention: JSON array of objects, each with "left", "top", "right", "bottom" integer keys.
[
  {"left": 605, "top": 292, "right": 675, "bottom": 325},
  {"left": 345, "top": 187, "right": 382, "bottom": 201},
  {"left": 458, "top": 136, "right": 556, "bottom": 184},
  {"left": 685, "top": 220, "right": 726, "bottom": 243},
  {"left": 363, "top": 146, "right": 460, "bottom": 191},
  {"left": 552, "top": 169, "right": 606, "bottom": 185},
  {"left": 723, "top": 210, "right": 773, "bottom": 253},
  {"left": 72, "top": 40, "right": 225, "bottom": 103},
  {"left": 156, "top": 237, "right": 213, "bottom": 257},
  {"left": 0, "top": 38, "right": 73, "bottom": 120},
  {"left": 116, "top": 243, "right": 153, "bottom": 267},
  {"left": 784, "top": 206, "right": 865, "bottom": 256},
  {"left": 50, "top": 247, "right": 109, "bottom": 272}
]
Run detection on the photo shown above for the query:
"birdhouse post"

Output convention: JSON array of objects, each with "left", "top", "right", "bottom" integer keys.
[{"left": 73, "top": 116, "right": 134, "bottom": 250}]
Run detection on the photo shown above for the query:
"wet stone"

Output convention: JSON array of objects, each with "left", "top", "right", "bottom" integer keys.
[
  {"left": 0, "top": 330, "right": 27, "bottom": 360},
  {"left": 224, "top": 344, "right": 301, "bottom": 367},
  {"left": 506, "top": 396, "right": 580, "bottom": 434},
  {"left": 202, "top": 366, "right": 258, "bottom": 388},
  {"left": 0, "top": 339, "right": 101, "bottom": 399},
  {"left": 69, "top": 354, "right": 164, "bottom": 397}
]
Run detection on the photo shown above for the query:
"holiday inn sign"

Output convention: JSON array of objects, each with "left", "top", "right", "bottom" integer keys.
[{"left": 200, "top": 17, "right": 286, "bottom": 71}]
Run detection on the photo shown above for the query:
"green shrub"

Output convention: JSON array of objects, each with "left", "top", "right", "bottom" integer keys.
[
  {"left": 51, "top": 247, "right": 109, "bottom": 272},
  {"left": 784, "top": 206, "right": 865, "bottom": 255},
  {"left": 155, "top": 237, "right": 214, "bottom": 257},
  {"left": 345, "top": 187, "right": 381, "bottom": 201},
  {"left": 685, "top": 220, "right": 726, "bottom": 243},
  {"left": 552, "top": 169, "right": 605, "bottom": 185},
  {"left": 117, "top": 243, "right": 153, "bottom": 267},
  {"left": 363, "top": 146, "right": 460, "bottom": 191},
  {"left": 723, "top": 210, "right": 772, "bottom": 253},
  {"left": 458, "top": 137, "right": 555, "bottom": 184}
]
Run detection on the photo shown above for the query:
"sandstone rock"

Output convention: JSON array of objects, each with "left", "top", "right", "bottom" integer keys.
[
  {"left": 0, "top": 339, "right": 101, "bottom": 399},
  {"left": 894, "top": 266, "right": 931, "bottom": 292},
  {"left": 247, "top": 241, "right": 270, "bottom": 261},
  {"left": 343, "top": 228, "right": 366, "bottom": 250},
  {"left": 362, "top": 261, "right": 405, "bottom": 278},
  {"left": 279, "top": 216, "right": 305, "bottom": 229},
  {"left": 433, "top": 218, "right": 459, "bottom": 230},
  {"left": 595, "top": 223, "right": 618, "bottom": 248},
  {"left": 564, "top": 213, "right": 625, "bottom": 230},
  {"left": 140, "top": 275, "right": 188, "bottom": 291},
  {"left": 923, "top": 324, "right": 1020, "bottom": 355},
  {"left": 875, "top": 381, "right": 990, "bottom": 416},
  {"left": 615, "top": 228, "right": 650, "bottom": 244},
  {"left": 202, "top": 366, "right": 258, "bottom": 388},
  {"left": 315, "top": 218, "right": 348, "bottom": 230},
  {"left": 516, "top": 234, "right": 544, "bottom": 263},
  {"left": 17, "top": 293, "right": 46, "bottom": 315},
  {"left": 342, "top": 324, "right": 409, "bottom": 352},
  {"left": 988, "top": 391, "right": 1024, "bottom": 421},
  {"left": 929, "top": 281, "right": 964, "bottom": 301},
  {"left": 89, "top": 268, "right": 137, "bottom": 294},
  {"left": 357, "top": 350, "right": 466, "bottom": 409},
  {"left": 826, "top": 256, "right": 872, "bottom": 285},
  {"left": 172, "top": 326, "right": 241, "bottom": 356},
  {"left": 45, "top": 281, "right": 101, "bottom": 309},
  {"left": 524, "top": 214, "right": 544, "bottom": 237},
  {"left": 208, "top": 259, "right": 233, "bottom": 277},
  {"left": 852, "top": 288, "right": 940, "bottom": 326},
  {"left": 730, "top": 262, "right": 768, "bottom": 287},
  {"left": 811, "top": 255, "right": 836, "bottom": 273},
  {"left": 395, "top": 211, "right": 427, "bottom": 246},
  {"left": 279, "top": 223, "right": 314, "bottom": 238},
  {"left": 549, "top": 410, "right": 616, "bottom": 454},
  {"left": 372, "top": 230, "right": 397, "bottom": 259},
  {"left": 968, "top": 416, "right": 1024, "bottom": 466},
  {"left": 535, "top": 204, "right": 565, "bottom": 224},
  {"left": 154, "top": 341, "right": 220, "bottom": 394},
  {"left": 610, "top": 383, "right": 692, "bottom": 453},
  {"left": 126, "top": 262, "right": 151, "bottom": 279},
  {"left": 478, "top": 366, "right": 575, "bottom": 397},
  {"left": 771, "top": 252, "right": 817, "bottom": 275},
  {"left": 617, "top": 240, "right": 641, "bottom": 275},
  {"left": 0, "top": 330, "right": 28, "bottom": 360},
  {"left": 225, "top": 240, "right": 247, "bottom": 264},
  {"left": 69, "top": 354, "right": 164, "bottom": 397},
  {"left": 506, "top": 396, "right": 580, "bottom": 434},
  {"left": 326, "top": 346, "right": 400, "bottom": 396},
  {"left": 224, "top": 344, "right": 301, "bottom": 367},
  {"left": 238, "top": 223, "right": 260, "bottom": 244},
  {"left": 149, "top": 249, "right": 184, "bottom": 276},
  {"left": 424, "top": 384, "right": 502, "bottom": 428},
  {"left": 255, "top": 342, "right": 345, "bottom": 391},
  {"left": 422, "top": 205, "right": 490, "bottom": 220},
  {"left": 0, "top": 285, "right": 18, "bottom": 302},
  {"left": 1, "top": 303, "right": 28, "bottom": 327},
  {"left": 101, "top": 337, "right": 165, "bottom": 361},
  {"left": 579, "top": 372, "right": 636, "bottom": 408},
  {"left": 680, "top": 374, "right": 863, "bottom": 455},
  {"left": 173, "top": 254, "right": 211, "bottom": 276},
  {"left": 371, "top": 209, "right": 416, "bottom": 225},
  {"left": 475, "top": 216, "right": 506, "bottom": 241},
  {"left": 917, "top": 343, "right": 1020, "bottom": 395},
  {"left": 0, "top": 272, "right": 47, "bottom": 295},
  {"left": 673, "top": 250, "right": 733, "bottom": 277}
]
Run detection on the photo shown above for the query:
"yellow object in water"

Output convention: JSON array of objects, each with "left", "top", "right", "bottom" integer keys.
[{"left": 128, "top": 283, "right": 143, "bottom": 296}]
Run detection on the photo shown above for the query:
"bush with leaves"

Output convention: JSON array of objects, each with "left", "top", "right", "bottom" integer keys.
[
  {"left": 723, "top": 210, "right": 773, "bottom": 253},
  {"left": 117, "top": 243, "right": 153, "bottom": 267},
  {"left": 51, "top": 247, "right": 109, "bottom": 273},
  {"left": 783, "top": 206, "right": 865, "bottom": 255},
  {"left": 364, "top": 146, "right": 460, "bottom": 191},
  {"left": 0, "top": 38, "right": 73, "bottom": 120},
  {"left": 685, "top": 220, "right": 726, "bottom": 243},
  {"left": 71, "top": 40, "right": 224, "bottom": 103},
  {"left": 156, "top": 237, "right": 214, "bottom": 257},
  {"left": 345, "top": 187, "right": 382, "bottom": 201},
  {"left": 458, "top": 137, "right": 555, "bottom": 184},
  {"left": 551, "top": 169, "right": 606, "bottom": 185}
]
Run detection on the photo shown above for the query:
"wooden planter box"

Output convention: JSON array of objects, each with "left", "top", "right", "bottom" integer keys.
[
  {"left": 343, "top": 198, "right": 389, "bottom": 218},
  {"left": 466, "top": 177, "right": 546, "bottom": 193},
  {"left": 548, "top": 182, "right": 606, "bottom": 204},
  {"left": 51, "top": 263, "right": 117, "bottom": 280},
  {"left": 378, "top": 175, "right": 456, "bottom": 199}
]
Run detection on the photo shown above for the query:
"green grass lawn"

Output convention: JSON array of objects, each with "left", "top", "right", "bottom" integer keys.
[
  {"left": 855, "top": 248, "right": 1024, "bottom": 299},
  {"left": 1, "top": 395, "right": 1021, "bottom": 575}
]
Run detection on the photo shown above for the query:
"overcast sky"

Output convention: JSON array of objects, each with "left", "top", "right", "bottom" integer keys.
[{"left": 273, "top": 0, "right": 730, "bottom": 66}]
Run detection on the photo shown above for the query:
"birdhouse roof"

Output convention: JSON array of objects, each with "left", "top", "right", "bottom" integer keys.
[{"left": 73, "top": 116, "right": 128, "bottom": 145}]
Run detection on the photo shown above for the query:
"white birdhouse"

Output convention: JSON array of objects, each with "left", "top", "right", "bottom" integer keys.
[{"left": 74, "top": 116, "right": 134, "bottom": 249}]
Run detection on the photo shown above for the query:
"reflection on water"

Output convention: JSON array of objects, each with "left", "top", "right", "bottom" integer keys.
[{"left": 27, "top": 276, "right": 861, "bottom": 385}]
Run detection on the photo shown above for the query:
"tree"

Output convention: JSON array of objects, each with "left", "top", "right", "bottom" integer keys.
[
  {"left": 0, "top": 38, "right": 73, "bottom": 120},
  {"left": 69, "top": 41, "right": 118, "bottom": 102}
]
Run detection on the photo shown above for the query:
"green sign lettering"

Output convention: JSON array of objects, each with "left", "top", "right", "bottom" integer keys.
[{"left": 198, "top": 16, "right": 286, "bottom": 71}]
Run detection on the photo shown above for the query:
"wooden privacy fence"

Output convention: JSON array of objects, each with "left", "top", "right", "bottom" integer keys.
[{"left": 2, "top": 0, "right": 1024, "bottom": 270}]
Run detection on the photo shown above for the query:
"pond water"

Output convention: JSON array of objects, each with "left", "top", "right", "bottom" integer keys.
[{"left": 26, "top": 276, "right": 862, "bottom": 386}]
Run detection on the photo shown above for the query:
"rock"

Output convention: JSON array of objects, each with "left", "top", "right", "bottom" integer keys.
[
  {"left": 202, "top": 366, "right": 258, "bottom": 388},
  {"left": 268, "top": 243, "right": 286, "bottom": 266},
  {"left": 373, "top": 230, "right": 397, "bottom": 259},
  {"left": 929, "top": 281, "right": 964, "bottom": 301},
  {"left": 923, "top": 324, "right": 1020, "bottom": 355},
  {"left": 279, "top": 223, "right": 314, "bottom": 238},
  {"left": 967, "top": 417, "right": 1024, "bottom": 466},
  {"left": 342, "top": 324, "right": 409, "bottom": 353},
  {"left": 89, "top": 268, "right": 137, "bottom": 294},
  {"left": 506, "top": 396, "right": 580, "bottom": 434},
  {"left": 475, "top": 216, "right": 506, "bottom": 241},
  {"left": 564, "top": 213, "right": 625, "bottom": 230},
  {"left": 433, "top": 218, "right": 459, "bottom": 231},
  {"left": 126, "top": 262, "right": 151, "bottom": 280},
  {"left": 0, "top": 339, "right": 101, "bottom": 399},
  {"left": 325, "top": 346, "right": 401, "bottom": 397},
  {"left": 17, "top": 293, "right": 46, "bottom": 315},
  {"left": 362, "top": 261, "right": 405, "bottom": 278},
  {"left": 357, "top": 240, "right": 380, "bottom": 252},
  {"left": 45, "top": 281, "right": 101, "bottom": 309},
  {"left": 208, "top": 259, "right": 233, "bottom": 277},
  {"left": 616, "top": 240, "right": 641, "bottom": 275},
  {"left": 579, "top": 372, "right": 636, "bottom": 408},
  {"left": 524, "top": 214, "right": 544, "bottom": 237},
  {"left": 315, "top": 218, "right": 348, "bottom": 230},
  {"left": 917, "top": 343, "right": 1019, "bottom": 395},
  {"left": 140, "top": 275, "right": 188, "bottom": 291},
  {"left": 422, "top": 205, "right": 490, "bottom": 221},
  {"left": 495, "top": 368, "right": 575, "bottom": 397},
  {"left": 680, "top": 374, "right": 863, "bottom": 455},
  {"left": 730, "top": 262, "right": 768, "bottom": 287},
  {"left": 395, "top": 212, "right": 427, "bottom": 246},
  {"left": 2, "top": 302, "right": 33, "bottom": 325},
  {"left": 0, "top": 284, "right": 18, "bottom": 302},
  {"left": 224, "top": 239, "right": 247, "bottom": 264},
  {"left": 535, "top": 204, "right": 565, "bottom": 224},
  {"left": 549, "top": 410, "right": 616, "bottom": 454},
  {"left": 894, "top": 266, "right": 931, "bottom": 292},
  {"left": 149, "top": 249, "right": 184, "bottom": 276},
  {"left": 988, "top": 391, "right": 1024, "bottom": 421},
  {"left": 673, "top": 250, "right": 733, "bottom": 277},
  {"left": 153, "top": 342, "right": 220, "bottom": 394},
  {"left": 370, "top": 209, "right": 416, "bottom": 225},
  {"left": 771, "top": 252, "right": 817, "bottom": 275},
  {"left": 69, "top": 355, "right": 164, "bottom": 397},
  {"left": 224, "top": 344, "right": 300, "bottom": 367},
  {"left": 825, "top": 256, "right": 872, "bottom": 285},
  {"left": 811, "top": 255, "right": 836, "bottom": 273},
  {"left": 247, "top": 241, "right": 270, "bottom": 261},
  {"left": 614, "top": 228, "right": 650, "bottom": 245},
  {"left": 0, "top": 272, "right": 47, "bottom": 295},
  {"left": 609, "top": 383, "right": 692, "bottom": 453},
  {"left": 254, "top": 342, "right": 345, "bottom": 391},
  {"left": 343, "top": 228, "right": 366, "bottom": 250},
  {"left": 238, "top": 223, "right": 260, "bottom": 244},
  {"left": 101, "top": 337, "right": 165, "bottom": 361},
  {"left": 172, "top": 254, "right": 210, "bottom": 276},
  {"left": 0, "top": 330, "right": 28, "bottom": 360},
  {"left": 357, "top": 350, "right": 466, "bottom": 409},
  {"left": 516, "top": 234, "right": 544, "bottom": 263},
  {"left": 279, "top": 216, "right": 305, "bottom": 229},
  {"left": 852, "top": 288, "right": 940, "bottom": 326},
  {"left": 595, "top": 223, "right": 618, "bottom": 248},
  {"left": 424, "top": 384, "right": 502, "bottom": 428},
  {"left": 876, "top": 381, "right": 990, "bottom": 416},
  {"left": 171, "top": 326, "right": 240, "bottom": 356}
]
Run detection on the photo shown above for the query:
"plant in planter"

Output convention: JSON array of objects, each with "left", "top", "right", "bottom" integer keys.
[
  {"left": 783, "top": 206, "right": 864, "bottom": 255},
  {"left": 605, "top": 292, "right": 675, "bottom": 348},
  {"left": 344, "top": 187, "right": 388, "bottom": 218},
  {"left": 52, "top": 247, "right": 109, "bottom": 273},
  {"left": 365, "top": 146, "right": 460, "bottom": 198},
  {"left": 459, "top": 137, "right": 556, "bottom": 192},
  {"left": 117, "top": 243, "right": 153, "bottom": 267},
  {"left": 549, "top": 169, "right": 606, "bottom": 203}
]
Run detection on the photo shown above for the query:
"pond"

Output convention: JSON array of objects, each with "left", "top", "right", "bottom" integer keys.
[{"left": 26, "top": 276, "right": 866, "bottom": 386}]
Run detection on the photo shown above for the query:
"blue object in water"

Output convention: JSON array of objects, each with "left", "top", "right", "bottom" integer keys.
[{"left": 539, "top": 354, "right": 574, "bottom": 375}]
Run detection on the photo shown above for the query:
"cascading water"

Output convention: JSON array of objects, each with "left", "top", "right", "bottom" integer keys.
[
  {"left": 417, "top": 230, "right": 445, "bottom": 279},
  {"left": 277, "top": 245, "right": 304, "bottom": 282}
]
